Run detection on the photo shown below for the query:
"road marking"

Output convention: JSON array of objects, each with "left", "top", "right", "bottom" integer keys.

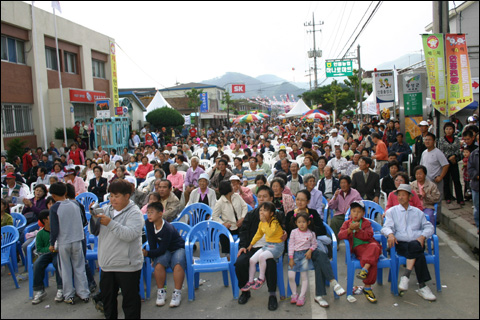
[
  {"left": 437, "top": 229, "right": 479, "bottom": 271},
  {"left": 309, "top": 270, "right": 328, "bottom": 319}
]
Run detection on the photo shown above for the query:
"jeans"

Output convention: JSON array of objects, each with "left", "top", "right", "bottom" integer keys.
[
  {"left": 472, "top": 190, "right": 479, "bottom": 229},
  {"left": 33, "top": 252, "right": 62, "bottom": 291}
]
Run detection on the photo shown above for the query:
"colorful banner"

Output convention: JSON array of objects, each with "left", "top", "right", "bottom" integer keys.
[
  {"left": 403, "top": 74, "right": 423, "bottom": 116},
  {"left": 110, "top": 40, "right": 119, "bottom": 116},
  {"left": 445, "top": 34, "right": 473, "bottom": 116},
  {"left": 200, "top": 92, "right": 208, "bottom": 113},
  {"left": 405, "top": 116, "right": 423, "bottom": 145},
  {"left": 422, "top": 34, "right": 447, "bottom": 115},
  {"left": 374, "top": 71, "right": 395, "bottom": 103},
  {"left": 69, "top": 89, "right": 106, "bottom": 103}
]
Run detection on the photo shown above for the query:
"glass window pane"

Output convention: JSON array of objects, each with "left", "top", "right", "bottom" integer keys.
[
  {"left": 1, "top": 36, "right": 8, "bottom": 61},
  {"left": 7, "top": 38, "right": 16, "bottom": 63},
  {"left": 14, "top": 105, "right": 23, "bottom": 132},
  {"left": 16, "top": 40, "right": 25, "bottom": 64}
]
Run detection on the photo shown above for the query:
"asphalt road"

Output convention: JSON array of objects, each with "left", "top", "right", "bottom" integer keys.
[{"left": 1, "top": 226, "right": 478, "bottom": 319}]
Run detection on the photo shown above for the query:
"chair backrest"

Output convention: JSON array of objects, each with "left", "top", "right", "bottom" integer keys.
[
  {"left": 10, "top": 212, "right": 27, "bottom": 230},
  {"left": 366, "top": 218, "right": 388, "bottom": 255},
  {"left": 345, "top": 200, "right": 384, "bottom": 220},
  {"left": 175, "top": 203, "right": 212, "bottom": 227},
  {"left": 186, "top": 221, "right": 233, "bottom": 261},
  {"left": 30, "top": 182, "right": 38, "bottom": 193},
  {"left": 200, "top": 160, "right": 212, "bottom": 170},
  {"left": 171, "top": 222, "right": 192, "bottom": 241},
  {"left": 247, "top": 203, "right": 253, "bottom": 212},
  {"left": 1, "top": 226, "right": 19, "bottom": 255},
  {"left": 75, "top": 192, "right": 99, "bottom": 212},
  {"left": 252, "top": 194, "right": 258, "bottom": 208},
  {"left": 10, "top": 204, "right": 24, "bottom": 213}
]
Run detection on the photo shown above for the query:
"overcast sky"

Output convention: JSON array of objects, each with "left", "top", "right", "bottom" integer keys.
[{"left": 30, "top": 1, "right": 440, "bottom": 89}]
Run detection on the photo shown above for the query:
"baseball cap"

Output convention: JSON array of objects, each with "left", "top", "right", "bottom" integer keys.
[
  {"left": 330, "top": 129, "right": 338, "bottom": 133},
  {"left": 334, "top": 142, "right": 341, "bottom": 146},
  {"left": 350, "top": 200, "right": 365, "bottom": 210},
  {"left": 166, "top": 144, "right": 172, "bottom": 147},
  {"left": 229, "top": 175, "right": 241, "bottom": 181},
  {"left": 125, "top": 176, "right": 136, "bottom": 185},
  {"left": 5, "top": 172, "right": 16, "bottom": 179},
  {"left": 395, "top": 184, "right": 413, "bottom": 195},
  {"left": 198, "top": 173, "right": 209, "bottom": 182},
  {"left": 279, "top": 144, "right": 286, "bottom": 150},
  {"left": 65, "top": 169, "right": 76, "bottom": 176},
  {"left": 419, "top": 121, "right": 429, "bottom": 126}
]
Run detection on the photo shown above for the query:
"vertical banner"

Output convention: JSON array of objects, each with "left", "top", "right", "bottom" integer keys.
[
  {"left": 422, "top": 34, "right": 447, "bottom": 115},
  {"left": 200, "top": 92, "right": 208, "bottom": 113},
  {"left": 374, "top": 71, "right": 395, "bottom": 103},
  {"left": 405, "top": 116, "right": 424, "bottom": 145},
  {"left": 403, "top": 74, "right": 423, "bottom": 116},
  {"left": 445, "top": 34, "right": 473, "bottom": 116},
  {"left": 110, "top": 40, "right": 119, "bottom": 116}
]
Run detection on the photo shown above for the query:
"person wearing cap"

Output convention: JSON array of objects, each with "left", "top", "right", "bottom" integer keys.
[
  {"left": 327, "top": 129, "right": 346, "bottom": 150},
  {"left": 411, "top": 120, "right": 429, "bottom": 176},
  {"left": 230, "top": 175, "right": 255, "bottom": 208},
  {"left": 389, "top": 132, "right": 411, "bottom": 163},
  {"left": 64, "top": 169, "right": 86, "bottom": 196},
  {"left": 381, "top": 184, "right": 436, "bottom": 301},
  {"left": 185, "top": 173, "right": 216, "bottom": 208},
  {"left": 2, "top": 172, "right": 27, "bottom": 204},
  {"left": 338, "top": 200, "right": 382, "bottom": 303},
  {"left": 371, "top": 133, "right": 388, "bottom": 175}
]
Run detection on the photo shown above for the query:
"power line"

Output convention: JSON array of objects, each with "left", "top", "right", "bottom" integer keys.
[
  {"left": 327, "top": 1, "right": 348, "bottom": 58},
  {"left": 331, "top": 1, "right": 356, "bottom": 58}
]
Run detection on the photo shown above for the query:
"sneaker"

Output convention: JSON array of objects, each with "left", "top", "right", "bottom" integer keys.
[
  {"left": 398, "top": 276, "right": 409, "bottom": 291},
  {"left": 296, "top": 297, "right": 305, "bottom": 307},
  {"left": 32, "top": 290, "right": 47, "bottom": 305},
  {"left": 156, "top": 289, "right": 166, "bottom": 307},
  {"left": 169, "top": 290, "right": 181, "bottom": 308},
  {"left": 252, "top": 278, "right": 265, "bottom": 290},
  {"left": 82, "top": 297, "right": 90, "bottom": 303},
  {"left": 356, "top": 269, "right": 368, "bottom": 280},
  {"left": 314, "top": 296, "right": 329, "bottom": 308},
  {"left": 363, "top": 288, "right": 377, "bottom": 303},
  {"left": 64, "top": 297, "right": 75, "bottom": 305},
  {"left": 241, "top": 281, "right": 255, "bottom": 292},
  {"left": 54, "top": 289, "right": 64, "bottom": 302},
  {"left": 290, "top": 293, "right": 298, "bottom": 304},
  {"left": 417, "top": 286, "right": 436, "bottom": 301},
  {"left": 333, "top": 283, "right": 346, "bottom": 296}
]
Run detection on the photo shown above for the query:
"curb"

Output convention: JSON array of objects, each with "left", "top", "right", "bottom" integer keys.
[{"left": 440, "top": 205, "right": 479, "bottom": 249}]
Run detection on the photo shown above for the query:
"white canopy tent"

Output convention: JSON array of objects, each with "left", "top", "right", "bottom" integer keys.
[
  {"left": 358, "top": 92, "right": 377, "bottom": 115},
  {"left": 143, "top": 91, "right": 173, "bottom": 121},
  {"left": 285, "top": 99, "right": 311, "bottom": 118}
]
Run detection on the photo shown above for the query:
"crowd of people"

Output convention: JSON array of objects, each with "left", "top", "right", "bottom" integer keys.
[{"left": 1, "top": 112, "right": 479, "bottom": 317}]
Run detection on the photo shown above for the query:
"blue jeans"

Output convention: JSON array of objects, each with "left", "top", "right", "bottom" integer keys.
[
  {"left": 473, "top": 190, "right": 479, "bottom": 229},
  {"left": 33, "top": 252, "right": 62, "bottom": 291}
]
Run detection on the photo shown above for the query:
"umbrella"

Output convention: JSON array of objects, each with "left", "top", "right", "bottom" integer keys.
[
  {"left": 304, "top": 109, "right": 330, "bottom": 116},
  {"left": 234, "top": 114, "right": 262, "bottom": 124},
  {"left": 256, "top": 112, "right": 270, "bottom": 119},
  {"left": 300, "top": 113, "right": 329, "bottom": 120}
]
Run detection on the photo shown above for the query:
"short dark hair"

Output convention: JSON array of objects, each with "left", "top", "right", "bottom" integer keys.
[
  {"left": 425, "top": 132, "right": 436, "bottom": 140},
  {"left": 66, "top": 183, "right": 76, "bottom": 199},
  {"left": 257, "top": 185, "right": 273, "bottom": 198},
  {"left": 275, "top": 171, "right": 288, "bottom": 184},
  {"left": 38, "top": 167, "right": 48, "bottom": 174},
  {"left": 443, "top": 122, "right": 456, "bottom": 132},
  {"left": 413, "top": 165, "right": 427, "bottom": 175},
  {"left": 388, "top": 160, "right": 400, "bottom": 169},
  {"left": 394, "top": 172, "right": 410, "bottom": 184},
  {"left": 111, "top": 149, "right": 117, "bottom": 154},
  {"left": 296, "top": 189, "right": 311, "bottom": 201},
  {"left": 49, "top": 182, "right": 67, "bottom": 197},
  {"left": 38, "top": 209, "right": 50, "bottom": 225},
  {"left": 33, "top": 184, "right": 48, "bottom": 198},
  {"left": 249, "top": 156, "right": 258, "bottom": 163},
  {"left": 147, "top": 201, "right": 164, "bottom": 213},
  {"left": 360, "top": 156, "right": 372, "bottom": 166},
  {"left": 270, "top": 177, "right": 285, "bottom": 190},
  {"left": 302, "top": 141, "right": 312, "bottom": 149},
  {"left": 388, "top": 152, "right": 397, "bottom": 158},
  {"left": 372, "top": 133, "right": 381, "bottom": 139},
  {"left": 219, "top": 180, "right": 232, "bottom": 196},
  {"left": 93, "top": 165, "right": 103, "bottom": 173},
  {"left": 339, "top": 175, "right": 352, "bottom": 184},
  {"left": 218, "top": 159, "right": 228, "bottom": 166},
  {"left": 108, "top": 179, "right": 134, "bottom": 196},
  {"left": 396, "top": 132, "right": 404, "bottom": 137},
  {"left": 462, "top": 130, "right": 474, "bottom": 138},
  {"left": 255, "top": 174, "right": 267, "bottom": 184},
  {"left": 160, "top": 178, "right": 172, "bottom": 189}
]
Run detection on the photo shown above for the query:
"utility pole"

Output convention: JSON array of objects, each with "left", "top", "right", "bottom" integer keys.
[
  {"left": 305, "top": 67, "right": 313, "bottom": 90},
  {"left": 305, "top": 13, "right": 323, "bottom": 89}
]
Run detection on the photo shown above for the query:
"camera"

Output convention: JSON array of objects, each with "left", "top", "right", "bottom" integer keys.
[{"left": 91, "top": 202, "right": 105, "bottom": 216}]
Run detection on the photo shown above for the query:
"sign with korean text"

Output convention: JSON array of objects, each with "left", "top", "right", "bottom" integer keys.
[
  {"left": 95, "top": 99, "right": 110, "bottom": 118},
  {"left": 110, "top": 40, "right": 120, "bottom": 116},
  {"left": 403, "top": 74, "right": 423, "bottom": 116},
  {"left": 325, "top": 60, "right": 353, "bottom": 77},
  {"left": 232, "top": 84, "right": 246, "bottom": 93},
  {"left": 374, "top": 71, "right": 395, "bottom": 103},
  {"left": 200, "top": 92, "right": 208, "bottom": 113},
  {"left": 70, "top": 89, "right": 106, "bottom": 103},
  {"left": 422, "top": 34, "right": 447, "bottom": 115},
  {"left": 445, "top": 34, "right": 473, "bottom": 116}
]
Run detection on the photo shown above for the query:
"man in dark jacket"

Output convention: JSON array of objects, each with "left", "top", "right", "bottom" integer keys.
[
  {"left": 351, "top": 157, "right": 380, "bottom": 203},
  {"left": 317, "top": 166, "right": 340, "bottom": 200}
]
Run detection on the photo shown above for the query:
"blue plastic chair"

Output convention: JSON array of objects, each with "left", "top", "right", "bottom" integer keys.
[
  {"left": 1, "top": 226, "right": 20, "bottom": 288},
  {"left": 11, "top": 212, "right": 27, "bottom": 231},
  {"left": 27, "top": 237, "right": 56, "bottom": 299},
  {"left": 75, "top": 192, "right": 99, "bottom": 214},
  {"left": 10, "top": 212, "right": 27, "bottom": 272},
  {"left": 185, "top": 221, "right": 238, "bottom": 301},
  {"left": 21, "top": 223, "right": 40, "bottom": 273},
  {"left": 344, "top": 219, "right": 398, "bottom": 296},
  {"left": 142, "top": 222, "right": 192, "bottom": 300},
  {"left": 246, "top": 203, "right": 253, "bottom": 212},
  {"left": 174, "top": 203, "right": 212, "bottom": 227},
  {"left": 432, "top": 203, "right": 438, "bottom": 234},
  {"left": 321, "top": 196, "right": 330, "bottom": 222},
  {"left": 84, "top": 227, "right": 98, "bottom": 276},
  {"left": 287, "top": 222, "right": 340, "bottom": 299},
  {"left": 345, "top": 200, "right": 384, "bottom": 222},
  {"left": 252, "top": 194, "right": 258, "bottom": 208}
]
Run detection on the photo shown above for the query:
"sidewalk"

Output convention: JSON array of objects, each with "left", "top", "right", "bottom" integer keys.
[{"left": 440, "top": 199, "right": 479, "bottom": 250}]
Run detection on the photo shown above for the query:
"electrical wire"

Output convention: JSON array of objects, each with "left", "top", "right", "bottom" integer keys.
[
  {"left": 327, "top": 1, "right": 348, "bottom": 58},
  {"left": 331, "top": 1, "right": 356, "bottom": 58}
]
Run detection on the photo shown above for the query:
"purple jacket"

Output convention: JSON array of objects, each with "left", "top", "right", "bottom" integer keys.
[
  {"left": 328, "top": 188, "right": 363, "bottom": 217},
  {"left": 185, "top": 166, "right": 205, "bottom": 188},
  {"left": 22, "top": 197, "right": 47, "bottom": 221}
]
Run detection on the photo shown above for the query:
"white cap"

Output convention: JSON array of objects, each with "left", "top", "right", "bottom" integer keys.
[
  {"left": 334, "top": 142, "right": 341, "bottom": 146},
  {"left": 419, "top": 121, "right": 429, "bottom": 126},
  {"left": 198, "top": 173, "right": 209, "bottom": 181},
  {"left": 395, "top": 184, "right": 413, "bottom": 195},
  {"left": 125, "top": 176, "right": 136, "bottom": 185},
  {"left": 330, "top": 129, "right": 338, "bottom": 133},
  {"left": 379, "top": 120, "right": 385, "bottom": 124},
  {"left": 229, "top": 175, "right": 241, "bottom": 181}
]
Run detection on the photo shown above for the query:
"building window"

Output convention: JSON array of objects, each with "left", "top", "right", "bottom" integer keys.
[
  {"left": 1, "top": 35, "right": 25, "bottom": 64},
  {"left": 92, "top": 59, "right": 105, "bottom": 78},
  {"left": 45, "top": 47, "right": 58, "bottom": 70},
  {"left": 64, "top": 51, "right": 77, "bottom": 74},
  {"left": 1, "top": 104, "right": 34, "bottom": 136}
]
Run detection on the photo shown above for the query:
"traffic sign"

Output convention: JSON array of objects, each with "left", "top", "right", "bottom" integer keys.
[{"left": 325, "top": 60, "right": 353, "bottom": 77}]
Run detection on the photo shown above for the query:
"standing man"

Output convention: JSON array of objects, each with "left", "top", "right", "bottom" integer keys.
[
  {"left": 412, "top": 121, "right": 429, "bottom": 178},
  {"left": 88, "top": 118, "right": 95, "bottom": 150},
  {"left": 371, "top": 133, "right": 388, "bottom": 175}
]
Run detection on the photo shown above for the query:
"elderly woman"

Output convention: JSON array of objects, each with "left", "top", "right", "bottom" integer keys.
[
  {"left": 22, "top": 184, "right": 48, "bottom": 225},
  {"left": 410, "top": 165, "right": 441, "bottom": 224},
  {"left": 303, "top": 174, "right": 325, "bottom": 219},
  {"left": 167, "top": 164, "right": 184, "bottom": 200},
  {"left": 186, "top": 173, "right": 217, "bottom": 208},
  {"left": 270, "top": 177, "right": 296, "bottom": 219},
  {"left": 183, "top": 156, "right": 205, "bottom": 204},
  {"left": 299, "top": 155, "right": 318, "bottom": 177},
  {"left": 212, "top": 180, "right": 248, "bottom": 254},
  {"left": 135, "top": 156, "right": 153, "bottom": 185},
  {"left": 385, "top": 172, "right": 423, "bottom": 213}
]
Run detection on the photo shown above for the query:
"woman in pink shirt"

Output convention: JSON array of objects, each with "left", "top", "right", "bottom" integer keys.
[
  {"left": 167, "top": 164, "right": 184, "bottom": 200},
  {"left": 135, "top": 156, "right": 153, "bottom": 185},
  {"left": 385, "top": 172, "right": 423, "bottom": 214}
]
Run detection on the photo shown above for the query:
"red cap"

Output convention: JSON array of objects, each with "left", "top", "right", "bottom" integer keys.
[
  {"left": 166, "top": 144, "right": 172, "bottom": 147},
  {"left": 6, "top": 172, "right": 16, "bottom": 179}
]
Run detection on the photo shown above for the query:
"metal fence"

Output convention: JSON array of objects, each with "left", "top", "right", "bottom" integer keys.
[
  {"left": 93, "top": 117, "right": 130, "bottom": 153},
  {"left": 1, "top": 104, "right": 34, "bottom": 137}
]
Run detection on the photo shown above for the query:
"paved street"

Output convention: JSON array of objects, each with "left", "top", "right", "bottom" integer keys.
[{"left": 1, "top": 225, "right": 478, "bottom": 319}]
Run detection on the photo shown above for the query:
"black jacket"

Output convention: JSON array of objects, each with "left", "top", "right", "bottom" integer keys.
[
  {"left": 88, "top": 177, "right": 108, "bottom": 202},
  {"left": 317, "top": 177, "right": 340, "bottom": 196},
  {"left": 351, "top": 170, "right": 380, "bottom": 200}
]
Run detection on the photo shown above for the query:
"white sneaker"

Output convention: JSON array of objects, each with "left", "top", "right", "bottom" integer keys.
[
  {"left": 170, "top": 290, "right": 181, "bottom": 308},
  {"left": 54, "top": 289, "right": 64, "bottom": 302},
  {"left": 314, "top": 296, "right": 329, "bottom": 308},
  {"left": 156, "top": 289, "right": 166, "bottom": 307},
  {"left": 32, "top": 290, "right": 47, "bottom": 305},
  {"left": 417, "top": 286, "right": 436, "bottom": 301},
  {"left": 398, "top": 276, "right": 409, "bottom": 291}
]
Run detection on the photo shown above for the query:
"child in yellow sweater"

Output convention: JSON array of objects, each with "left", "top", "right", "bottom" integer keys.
[{"left": 242, "top": 202, "right": 284, "bottom": 291}]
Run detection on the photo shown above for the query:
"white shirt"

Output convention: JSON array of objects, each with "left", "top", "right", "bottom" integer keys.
[
  {"left": 113, "top": 209, "right": 122, "bottom": 218},
  {"left": 382, "top": 204, "right": 434, "bottom": 242},
  {"left": 146, "top": 153, "right": 155, "bottom": 162},
  {"left": 111, "top": 155, "right": 123, "bottom": 163},
  {"left": 154, "top": 219, "right": 166, "bottom": 234},
  {"left": 324, "top": 178, "right": 333, "bottom": 194},
  {"left": 7, "top": 185, "right": 27, "bottom": 198},
  {"left": 327, "top": 157, "right": 347, "bottom": 172}
]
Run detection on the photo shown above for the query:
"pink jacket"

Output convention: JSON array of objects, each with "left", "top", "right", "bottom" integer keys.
[
  {"left": 67, "top": 176, "right": 86, "bottom": 196},
  {"left": 386, "top": 190, "right": 423, "bottom": 211}
]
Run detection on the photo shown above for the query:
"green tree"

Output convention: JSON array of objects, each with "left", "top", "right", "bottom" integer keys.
[
  {"left": 344, "top": 69, "right": 361, "bottom": 110},
  {"left": 6, "top": 138, "right": 27, "bottom": 164},
  {"left": 324, "top": 80, "right": 349, "bottom": 120},
  {"left": 185, "top": 88, "right": 203, "bottom": 129},
  {"left": 221, "top": 91, "right": 234, "bottom": 128},
  {"left": 145, "top": 107, "right": 184, "bottom": 130}
]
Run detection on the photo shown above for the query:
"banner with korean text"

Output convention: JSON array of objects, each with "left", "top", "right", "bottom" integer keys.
[
  {"left": 110, "top": 40, "right": 120, "bottom": 116},
  {"left": 374, "top": 71, "right": 395, "bottom": 103},
  {"left": 422, "top": 34, "right": 447, "bottom": 115},
  {"left": 445, "top": 34, "right": 473, "bottom": 116}
]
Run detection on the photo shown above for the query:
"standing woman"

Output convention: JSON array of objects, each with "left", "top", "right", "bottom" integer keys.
[
  {"left": 438, "top": 122, "right": 464, "bottom": 205},
  {"left": 67, "top": 143, "right": 85, "bottom": 165}
]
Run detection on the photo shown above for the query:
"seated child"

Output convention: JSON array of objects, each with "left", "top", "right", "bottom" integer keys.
[
  {"left": 338, "top": 201, "right": 382, "bottom": 303},
  {"left": 243, "top": 202, "right": 284, "bottom": 291},
  {"left": 143, "top": 202, "right": 186, "bottom": 308},
  {"left": 31, "top": 209, "right": 63, "bottom": 305}
]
